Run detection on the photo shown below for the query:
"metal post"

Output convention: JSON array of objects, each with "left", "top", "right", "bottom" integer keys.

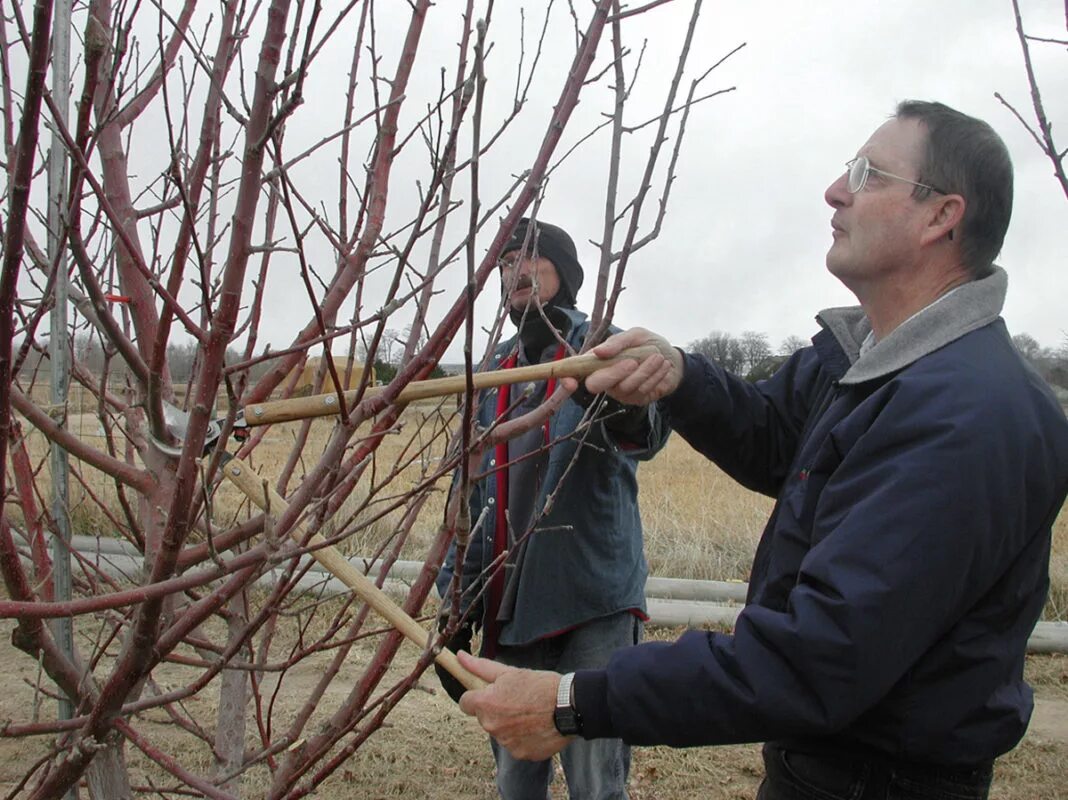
[{"left": 47, "top": 4, "right": 77, "bottom": 798}]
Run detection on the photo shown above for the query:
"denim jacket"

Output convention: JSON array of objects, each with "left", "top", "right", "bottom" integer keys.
[{"left": 436, "top": 308, "right": 671, "bottom": 646}]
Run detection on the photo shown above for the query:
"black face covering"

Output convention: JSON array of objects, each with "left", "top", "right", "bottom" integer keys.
[{"left": 510, "top": 301, "right": 572, "bottom": 363}]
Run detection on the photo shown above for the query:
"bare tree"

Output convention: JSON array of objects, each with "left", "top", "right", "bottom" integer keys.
[
  {"left": 0, "top": 1, "right": 738, "bottom": 796},
  {"left": 738, "top": 330, "right": 771, "bottom": 374},
  {"left": 688, "top": 330, "right": 746, "bottom": 373},
  {"left": 1013, "top": 332, "right": 1042, "bottom": 360},
  {"left": 997, "top": 0, "right": 1066, "bottom": 359},
  {"left": 779, "top": 334, "right": 808, "bottom": 355},
  {"left": 996, "top": 0, "right": 1068, "bottom": 202}
]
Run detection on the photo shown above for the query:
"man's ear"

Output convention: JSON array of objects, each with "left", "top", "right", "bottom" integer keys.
[{"left": 922, "top": 194, "right": 966, "bottom": 245}]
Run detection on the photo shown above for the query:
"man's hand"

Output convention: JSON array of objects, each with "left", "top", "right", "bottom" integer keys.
[
  {"left": 563, "top": 327, "right": 683, "bottom": 406},
  {"left": 456, "top": 650, "right": 571, "bottom": 761}
]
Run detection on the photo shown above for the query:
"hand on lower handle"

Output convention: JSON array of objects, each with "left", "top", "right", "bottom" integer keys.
[{"left": 456, "top": 650, "right": 571, "bottom": 761}]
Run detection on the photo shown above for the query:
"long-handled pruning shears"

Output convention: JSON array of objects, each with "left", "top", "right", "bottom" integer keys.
[{"left": 153, "top": 344, "right": 664, "bottom": 691}]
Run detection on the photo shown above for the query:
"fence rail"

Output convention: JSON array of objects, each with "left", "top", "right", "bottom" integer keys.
[{"left": 17, "top": 535, "right": 1066, "bottom": 655}]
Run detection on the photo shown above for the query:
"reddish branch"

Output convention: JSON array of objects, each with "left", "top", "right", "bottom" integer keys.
[
  {"left": 24, "top": 1, "right": 298, "bottom": 795},
  {"left": 1, "top": 0, "right": 53, "bottom": 509},
  {"left": 7, "top": 420, "right": 54, "bottom": 600},
  {"left": 997, "top": 0, "right": 1068, "bottom": 201},
  {"left": 88, "top": 0, "right": 172, "bottom": 378},
  {"left": 0, "top": 543, "right": 274, "bottom": 619},
  {"left": 243, "top": 0, "right": 435, "bottom": 406},
  {"left": 8, "top": 389, "right": 152, "bottom": 491},
  {"left": 110, "top": 0, "right": 199, "bottom": 128},
  {"left": 0, "top": 0, "right": 65, "bottom": 713},
  {"left": 149, "top": 1, "right": 240, "bottom": 389},
  {"left": 113, "top": 718, "right": 239, "bottom": 800}
]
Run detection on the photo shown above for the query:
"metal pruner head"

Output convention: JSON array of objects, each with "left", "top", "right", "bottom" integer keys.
[{"left": 151, "top": 401, "right": 229, "bottom": 458}]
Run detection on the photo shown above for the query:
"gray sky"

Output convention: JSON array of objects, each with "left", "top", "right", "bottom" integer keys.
[
  {"left": 573, "top": 0, "right": 1067, "bottom": 356},
  {"left": 413, "top": 0, "right": 1063, "bottom": 359},
  {"left": 27, "top": 1, "right": 1066, "bottom": 364},
  {"left": 288, "top": 0, "right": 1064, "bottom": 362}
]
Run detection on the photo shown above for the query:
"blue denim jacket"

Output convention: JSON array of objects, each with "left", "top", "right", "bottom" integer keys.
[{"left": 436, "top": 308, "right": 670, "bottom": 646}]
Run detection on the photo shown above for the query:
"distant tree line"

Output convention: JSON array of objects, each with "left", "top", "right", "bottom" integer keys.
[
  {"left": 39, "top": 330, "right": 1068, "bottom": 397},
  {"left": 688, "top": 330, "right": 1068, "bottom": 396},
  {"left": 687, "top": 331, "right": 807, "bottom": 382},
  {"left": 23, "top": 333, "right": 446, "bottom": 387},
  {"left": 1011, "top": 334, "right": 1068, "bottom": 398},
  {"left": 67, "top": 335, "right": 258, "bottom": 385}
]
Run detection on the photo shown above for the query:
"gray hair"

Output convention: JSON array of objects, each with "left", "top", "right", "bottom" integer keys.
[{"left": 896, "top": 100, "right": 1013, "bottom": 279}]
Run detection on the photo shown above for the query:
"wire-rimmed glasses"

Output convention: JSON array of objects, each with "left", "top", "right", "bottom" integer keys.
[{"left": 845, "top": 156, "right": 946, "bottom": 195}]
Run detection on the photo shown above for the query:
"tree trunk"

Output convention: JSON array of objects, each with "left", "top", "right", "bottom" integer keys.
[
  {"left": 213, "top": 594, "right": 250, "bottom": 795},
  {"left": 86, "top": 743, "right": 132, "bottom": 800}
]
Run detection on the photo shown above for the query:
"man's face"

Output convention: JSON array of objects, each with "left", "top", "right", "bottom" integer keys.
[
  {"left": 499, "top": 252, "right": 561, "bottom": 311},
  {"left": 824, "top": 117, "right": 934, "bottom": 287}
]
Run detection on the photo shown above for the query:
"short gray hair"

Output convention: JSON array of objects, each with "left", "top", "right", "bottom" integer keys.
[{"left": 896, "top": 100, "right": 1013, "bottom": 279}]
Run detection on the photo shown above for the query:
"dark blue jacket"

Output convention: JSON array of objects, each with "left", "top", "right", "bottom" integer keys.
[{"left": 575, "top": 269, "right": 1068, "bottom": 766}]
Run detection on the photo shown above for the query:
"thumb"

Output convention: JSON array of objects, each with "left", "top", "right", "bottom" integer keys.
[
  {"left": 457, "top": 649, "right": 510, "bottom": 683},
  {"left": 592, "top": 327, "right": 646, "bottom": 359}
]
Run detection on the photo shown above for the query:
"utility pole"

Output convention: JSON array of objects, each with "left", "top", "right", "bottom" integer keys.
[{"left": 47, "top": 3, "right": 77, "bottom": 798}]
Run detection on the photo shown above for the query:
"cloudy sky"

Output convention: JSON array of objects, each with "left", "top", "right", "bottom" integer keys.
[
  {"left": 28, "top": 1, "right": 1065, "bottom": 365},
  {"left": 372, "top": 0, "right": 1064, "bottom": 361}
]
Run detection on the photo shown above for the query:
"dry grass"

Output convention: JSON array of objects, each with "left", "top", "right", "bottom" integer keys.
[
  {"left": 13, "top": 403, "right": 1068, "bottom": 619},
  {"left": 4, "top": 402, "right": 1068, "bottom": 798},
  {"left": 638, "top": 440, "right": 774, "bottom": 581},
  {"left": 0, "top": 613, "right": 1064, "bottom": 799}
]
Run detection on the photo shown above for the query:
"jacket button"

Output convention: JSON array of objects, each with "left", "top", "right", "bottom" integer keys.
[
  {"left": 487, "top": 497, "right": 495, "bottom": 505},
  {"left": 489, "top": 459, "right": 496, "bottom": 466}
]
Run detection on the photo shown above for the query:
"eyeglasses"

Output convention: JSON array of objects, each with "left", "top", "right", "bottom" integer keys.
[{"left": 845, "top": 156, "right": 946, "bottom": 195}]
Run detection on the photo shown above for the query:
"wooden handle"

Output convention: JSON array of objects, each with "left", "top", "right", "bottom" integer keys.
[
  {"left": 222, "top": 459, "right": 485, "bottom": 691},
  {"left": 244, "top": 343, "right": 669, "bottom": 426}
]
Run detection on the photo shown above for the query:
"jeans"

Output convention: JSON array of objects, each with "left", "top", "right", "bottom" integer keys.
[
  {"left": 490, "top": 611, "right": 642, "bottom": 800},
  {"left": 757, "top": 742, "right": 994, "bottom": 800}
]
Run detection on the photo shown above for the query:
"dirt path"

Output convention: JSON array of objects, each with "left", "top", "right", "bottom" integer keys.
[
  {"left": 1029, "top": 693, "right": 1068, "bottom": 745},
  {"left": 0, "top": 620, "right": 1064, "bottom": 798}
]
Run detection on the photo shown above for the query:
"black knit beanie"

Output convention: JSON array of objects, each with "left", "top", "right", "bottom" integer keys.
[{"left": 500, "top": 217, "right": 584, "bottom": 308}]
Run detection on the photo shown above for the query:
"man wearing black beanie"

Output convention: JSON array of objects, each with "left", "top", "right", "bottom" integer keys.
[{"left": 437, "top": 217, "right": 670, "bottom": 799}]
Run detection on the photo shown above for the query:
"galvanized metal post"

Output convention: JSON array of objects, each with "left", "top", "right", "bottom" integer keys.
[{"left": 47, "top": 5, "right": 76, "bottom": 798}]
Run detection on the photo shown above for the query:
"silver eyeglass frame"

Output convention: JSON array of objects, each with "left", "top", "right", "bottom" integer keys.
[{"left": 845, "top": 156, "right": 946, "bottom": 195}]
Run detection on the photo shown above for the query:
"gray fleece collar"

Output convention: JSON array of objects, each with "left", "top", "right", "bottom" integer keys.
[{"left": 816, "top": 267, "right": 1008, "bottom": 385}]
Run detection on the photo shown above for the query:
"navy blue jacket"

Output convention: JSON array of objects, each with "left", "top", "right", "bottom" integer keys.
[{"left": 575, "top": 272, "right": 1068, "bottom": 767}]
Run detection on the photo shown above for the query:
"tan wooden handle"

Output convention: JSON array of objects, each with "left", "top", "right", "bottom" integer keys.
[
  {"left": 222, "top": 459, "right": 485, "bottom": 691},
  {"left": 243, "top": 343, "right": 670, "bottom": 426}
]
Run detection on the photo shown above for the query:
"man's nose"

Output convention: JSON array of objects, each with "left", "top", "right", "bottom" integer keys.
[{"left": 825, "top": 172, "right": 852, "bottom": 209}]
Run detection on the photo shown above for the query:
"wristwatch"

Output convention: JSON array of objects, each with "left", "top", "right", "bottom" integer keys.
[{"left": 553, "top": 672, "right": 583, "bottom": 736}]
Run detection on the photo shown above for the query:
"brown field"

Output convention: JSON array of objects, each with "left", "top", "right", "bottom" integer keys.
[
  {"left": 19, "top": 404, "right": 1068, "bottom": 619},
  {"left": 4, "top": 405, "right": 1067, "bottom": 797},
  {"left": 0, "top": 614, "right": 1064, "bottom": 799}
]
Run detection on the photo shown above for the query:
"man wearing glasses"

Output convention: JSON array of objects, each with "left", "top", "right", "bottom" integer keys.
[{"left": 456, "top": 101, "right": 1068, "bottom": 799}]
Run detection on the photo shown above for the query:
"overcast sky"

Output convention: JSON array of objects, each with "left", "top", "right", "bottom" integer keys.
[
  {"left": 370, "top": 0, "right": 1064, "bottom": 360},
  {"left": 27, "top": 1, "right": 1066, "bottom": 365}
]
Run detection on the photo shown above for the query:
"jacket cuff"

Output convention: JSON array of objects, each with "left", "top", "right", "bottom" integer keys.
[
  {"left": 572, "top": 669, "right": 615, "bottom": 739},
  {"left": 658, "top": 349, "right": 707, "bottom": 422}
]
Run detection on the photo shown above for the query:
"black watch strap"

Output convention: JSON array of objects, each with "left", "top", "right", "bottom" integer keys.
[{"left": 553, "top": 672, "right": 583, "bottom": 736}]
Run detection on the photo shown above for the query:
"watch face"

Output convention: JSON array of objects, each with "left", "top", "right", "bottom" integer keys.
[{"left": 553, "top": 707, "right": 582, "bottom": 737}]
